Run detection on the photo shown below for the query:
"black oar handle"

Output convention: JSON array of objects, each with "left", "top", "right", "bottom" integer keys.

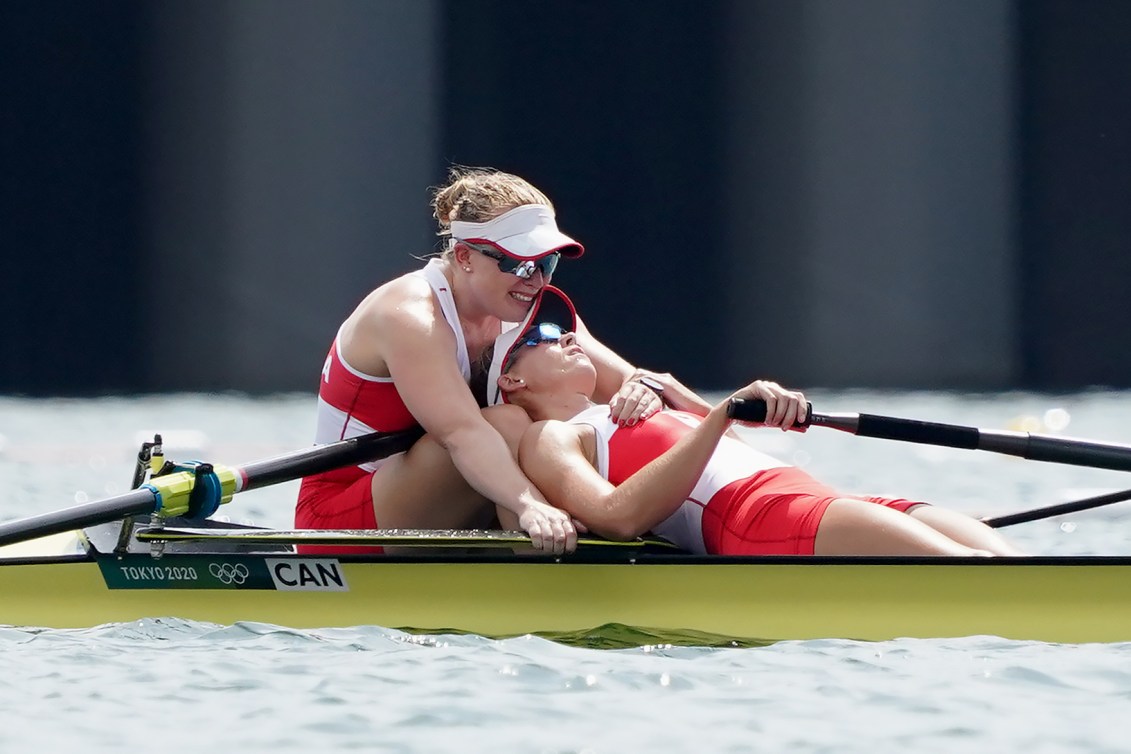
[
  {"left": 728, "top": 398, "right": 981, "bottom": 449},
  {"left": 726, "top": 397, "right": 811, "bottom": 426}
]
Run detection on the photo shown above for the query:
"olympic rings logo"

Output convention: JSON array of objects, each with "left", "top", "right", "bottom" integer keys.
[{"left": 209, "top": 562, "right": 250, "bottom": 585}]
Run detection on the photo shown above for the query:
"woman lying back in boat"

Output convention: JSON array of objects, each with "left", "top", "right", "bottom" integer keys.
[
  {"left": 296, "top": 167, "right": 675, "bottom": 555},
  {"left": 491, "top": 296, "right": 1025, "bottom": 557}
]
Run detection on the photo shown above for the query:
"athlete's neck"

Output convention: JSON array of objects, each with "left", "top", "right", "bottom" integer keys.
[{"left": 525, "top": 391, "right": 594, "bottom": 423}]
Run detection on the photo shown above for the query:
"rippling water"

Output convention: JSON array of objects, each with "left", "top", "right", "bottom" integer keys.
[
  {"left": 4, "top": 620, "right": 1129, "bottom": 753},
  {"left": 3, "top": 391, "right": 1131, "bottom": 752}
]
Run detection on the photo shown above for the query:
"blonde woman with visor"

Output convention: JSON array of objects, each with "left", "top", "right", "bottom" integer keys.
[{"left": 295, "top": 167, "right": 695, "bottom": 554}]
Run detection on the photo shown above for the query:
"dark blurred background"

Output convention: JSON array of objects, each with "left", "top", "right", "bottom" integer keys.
[{"left": 2, "top": 0, "right": 1129, "bottom": 396}]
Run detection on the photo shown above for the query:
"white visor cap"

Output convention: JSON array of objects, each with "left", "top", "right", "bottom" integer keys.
[
  {"left": 485, "top": 285, "right": 577, "bottom": 406},
  {"left": 450, "top": 204, "right": 584, "bottom": 259}
]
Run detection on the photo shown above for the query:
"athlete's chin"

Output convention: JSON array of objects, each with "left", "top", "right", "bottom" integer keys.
[{"left": 574, "top": 360, "right": 597, "bottom": 383}]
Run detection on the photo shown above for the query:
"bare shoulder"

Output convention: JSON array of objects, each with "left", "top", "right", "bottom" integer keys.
[
  {"left": 519, "top": 420, "right": 600, "bottom": 486},
  {"left": 345, "top": 269, "right": 457, "bottom": 356},
  {"left": 353, "top": 270, "right": 437, "bottom": 330},
  {"left": 340, "top": 268, "right": 450, "bottom": 375},
  {"left": 521, "top": 419, "right": 593, "bottom": 459},
  {"left": 526, "top": 419, "right": 581, "bottom": 443}
]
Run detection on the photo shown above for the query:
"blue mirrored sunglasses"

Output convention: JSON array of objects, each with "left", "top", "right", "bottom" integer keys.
[
  {"left": 502, "top": 323, "right": 565, "bottom": 372},
  {"left": 519, "top": 322, "right": 564, "bottom": 347},
  {"left": 469, "top": 244, "right": 560, "bottom": 280}
]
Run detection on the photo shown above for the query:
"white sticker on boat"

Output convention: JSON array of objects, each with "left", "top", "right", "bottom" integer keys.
[{"left": 264, "top": 558, "right": 349, "bottom": 591}]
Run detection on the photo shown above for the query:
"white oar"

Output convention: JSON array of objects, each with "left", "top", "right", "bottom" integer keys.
[
  {"left": 728, "top": 398, "right": 1131, "bottom": 473},
  {"left": 0, "top": 428, "right": 422, "bottom": 547}
]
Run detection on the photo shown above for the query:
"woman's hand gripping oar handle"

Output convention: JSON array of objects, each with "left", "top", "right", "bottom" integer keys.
[
  {"left": 728, "top": 397, "right": 982, "bottom": 445},
  {"left": 727, "top": 398, "right": 1131, "bottom": 473},
  {"left": 726, "top": 397, "right": 815, "bottom": 429}
]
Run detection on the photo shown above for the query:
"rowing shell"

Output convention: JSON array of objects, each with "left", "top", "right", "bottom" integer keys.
[{"left": 2, "top": 519, "right": 1130, "bottom": 647}]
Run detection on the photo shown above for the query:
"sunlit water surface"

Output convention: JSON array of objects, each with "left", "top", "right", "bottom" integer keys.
[{"left": 2, "top": 390, "right": 1131, "bottom": 752}]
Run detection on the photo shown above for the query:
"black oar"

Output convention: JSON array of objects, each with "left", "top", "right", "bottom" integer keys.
[
  {"left": 0, "top": 428, "right": 422, "bottom": 548},
  {"left": 982, "top": 487, "right": 1131, "bottom": 528},
  {"left": 728, "top": 398, "right": 1131, "bottom": 473}
]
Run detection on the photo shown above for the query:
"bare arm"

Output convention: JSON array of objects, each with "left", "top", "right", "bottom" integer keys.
[
  {"left": 517, "top": 380, "right": 808, "bottom": 541},
  {"left": 624, "top": 368, "right": 714, "bottom": 416},
  {"left": 350, "top": 281, "right": 576, "bottom": 552},
  {"left": 518, "top": 408, "right": 732, "bottom": 541}
]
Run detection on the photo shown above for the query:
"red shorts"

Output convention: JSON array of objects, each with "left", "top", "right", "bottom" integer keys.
[
  {"left": 295, "top": 472, "right": 384, "bottom": 555},
  {"left": 701, "top": 466, "right": 924, "bottom": 556}
]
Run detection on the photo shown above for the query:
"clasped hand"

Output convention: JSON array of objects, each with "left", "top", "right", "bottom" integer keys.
[
  {"left": 518, "top": 503, "right": 584, "bottom": 555},
  {"left": 608, "top": 374, "right": 663, "bottom": 427}
]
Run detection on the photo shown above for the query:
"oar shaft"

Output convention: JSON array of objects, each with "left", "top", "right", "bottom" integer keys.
[
  {"left": 0, "top": 488, "right": 157, "bottom": 547},
  {"left": 727, "top": 398, "right": 1131, "bottom": 473},
  {"left": 239, "top": 428, "right": 423, "bottom": 490},
  {"left": 983, "top": 488, "right": 1131, "bottom": 528},
  {"left": 978, "top": 431, "right": 1131, "bottom": 471},
  {"left": 834, "top": 416, "right": 1131, "bottom": 472}
]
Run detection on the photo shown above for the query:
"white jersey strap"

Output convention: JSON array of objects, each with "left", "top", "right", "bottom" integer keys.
[{"left": 415, "top": 259, "right": 472, "bottom": 381}]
